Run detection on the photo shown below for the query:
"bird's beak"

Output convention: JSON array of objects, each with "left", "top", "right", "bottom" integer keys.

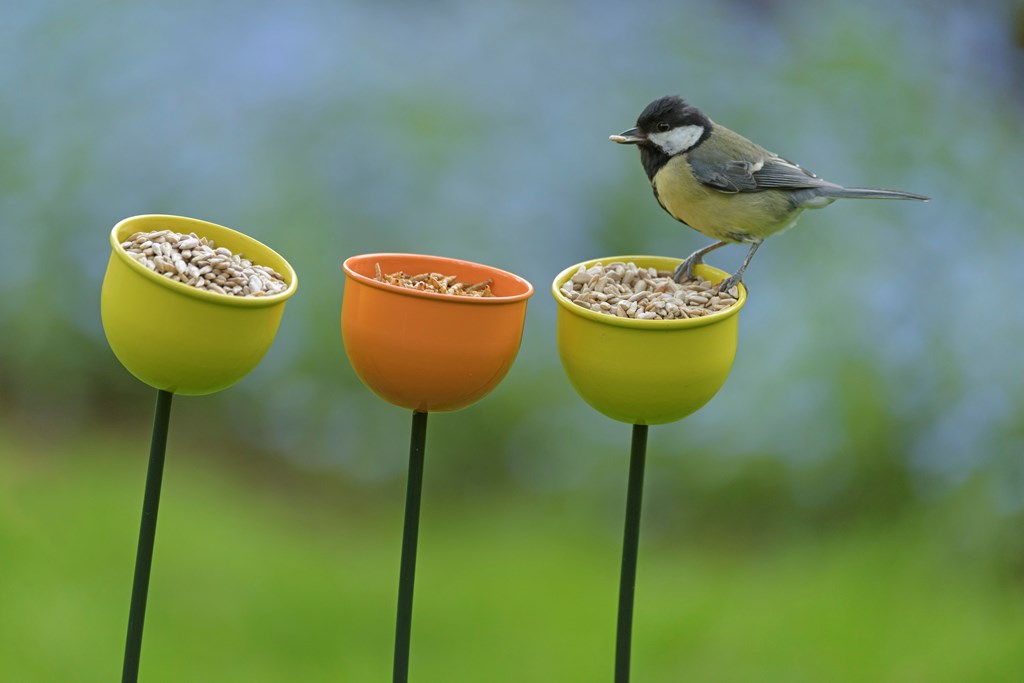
[{"left": 609, "top": 127, "right": 645, "bottom": 144}]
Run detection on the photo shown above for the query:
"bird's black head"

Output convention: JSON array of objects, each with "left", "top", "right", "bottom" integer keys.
[{"left": 609, "top": 96, "right": 713, "bottom": 180}]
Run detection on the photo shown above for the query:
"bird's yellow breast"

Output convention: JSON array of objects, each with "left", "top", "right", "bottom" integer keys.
[{"left": 652, "top": 155, "right": 801, "bottom": 242}]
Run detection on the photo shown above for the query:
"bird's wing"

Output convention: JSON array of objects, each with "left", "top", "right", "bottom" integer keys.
[
  {"left": 750, "top": 156, "right": 831, "bottom": 190},
  {"left": 689, "top": 154, "right": 834, "bottom": 194}
]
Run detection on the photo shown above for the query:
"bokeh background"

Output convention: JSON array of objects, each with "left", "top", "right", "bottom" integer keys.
[{"left": 2, "top": 0, "right": 1023, "bottom": 680}]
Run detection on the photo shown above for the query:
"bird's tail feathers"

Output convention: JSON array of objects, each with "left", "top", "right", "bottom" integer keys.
[{"left": 823, "top": 186, "right": 930, "bottom": 201}]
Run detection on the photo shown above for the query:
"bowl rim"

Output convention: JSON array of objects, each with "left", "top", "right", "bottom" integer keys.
[
  {"left": 109, "top": 214, "right": 298, "bottom": 308},
  {"left": 343, "top": 252, "right": 534, "bottom": 304},
  {"left": 552, "top": 255, "right": 746, "bottom": 329}
]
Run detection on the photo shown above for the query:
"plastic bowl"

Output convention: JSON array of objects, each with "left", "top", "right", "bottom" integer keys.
[
  {"left": 101, "top": 214, "right": 298, "bottom": 395},
  {"left": 342, "top": 253, "right": 533, "bottom": 412},
  {"left": 552, "top": 255, "right": 746, "bottom": 425}
]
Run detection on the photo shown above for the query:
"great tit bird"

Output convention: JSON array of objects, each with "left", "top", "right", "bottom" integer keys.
[{"left": 610, "top": 96, "right": 929, "bottom": 290}]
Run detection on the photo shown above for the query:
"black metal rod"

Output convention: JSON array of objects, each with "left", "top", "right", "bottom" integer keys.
[
  {"left": 394, "top": 410, "right": 429, "bottom": 683},
  {"left": 615, "top": 423, "right": 649, "bottom": 683},
  {"left": 122, "top": 389, "right": 173, "bottom": 683}
]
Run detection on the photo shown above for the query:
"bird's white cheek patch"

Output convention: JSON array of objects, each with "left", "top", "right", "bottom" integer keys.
[{"left": 648, "top": 125, "right": 705, "bottom": 155}]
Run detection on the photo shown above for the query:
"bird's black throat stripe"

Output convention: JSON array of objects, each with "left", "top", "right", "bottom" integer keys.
[{"left": 639, "top": 145, "right": 671, "bottom": 182}]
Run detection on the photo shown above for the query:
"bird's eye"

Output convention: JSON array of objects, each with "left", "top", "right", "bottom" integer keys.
[{"left": 657, "top": 122, "right": 670, "bottom": 132}]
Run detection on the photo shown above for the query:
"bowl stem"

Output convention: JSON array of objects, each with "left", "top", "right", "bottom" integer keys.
[
  {"left": 615, "top": 423, "right": 648, "bottom": 683},
  {"left": 122, "top": 389, "right": 173, "bottom": 683},
  {"left": 394, "top": 410, "right": 429, "bottom": 683}
]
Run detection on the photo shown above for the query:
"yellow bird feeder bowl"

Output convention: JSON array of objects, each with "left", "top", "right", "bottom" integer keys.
[
  {"left": 552, "top": 255, "right": 746, "bottom": 425},
  {"left": 101, "top": 214, "right": 298, "bottom": 395}
]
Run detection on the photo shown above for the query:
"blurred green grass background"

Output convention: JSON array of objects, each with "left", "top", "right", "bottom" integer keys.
[
  {"left": 3, "top": 424, "right": 1023, "bottom": 681},
  {"left": 2, "top": 0, "right": 1024, "bottom": 680}
]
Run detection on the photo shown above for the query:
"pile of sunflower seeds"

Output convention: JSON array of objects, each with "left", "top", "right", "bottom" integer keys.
[
  {"left": 120, "top": 229, "right": 288, "bottom": 297},
  {"left": 559, "top": 261, "right": 739, "bottom": 320},
  {"left": 374, "top": 262, "right": 494, "bottom": 297}
]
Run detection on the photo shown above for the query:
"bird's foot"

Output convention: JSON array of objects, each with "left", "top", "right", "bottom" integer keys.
[
  {"left": 671, "top": 256, "right": 701, "bottom": 283},
  {"left": 673, "top": 241, "right": 731, "bottom": 283},
  {"left": 717, "top": 273, "right": 743, "bottom": 294}
]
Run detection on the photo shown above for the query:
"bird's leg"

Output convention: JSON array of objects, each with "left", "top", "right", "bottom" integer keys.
[
  {"left": 672, "top": 240, "right": 729, "bottom": 283},
  {"left": 718, "top": 240, "right": 763, "bottom": 292}
]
